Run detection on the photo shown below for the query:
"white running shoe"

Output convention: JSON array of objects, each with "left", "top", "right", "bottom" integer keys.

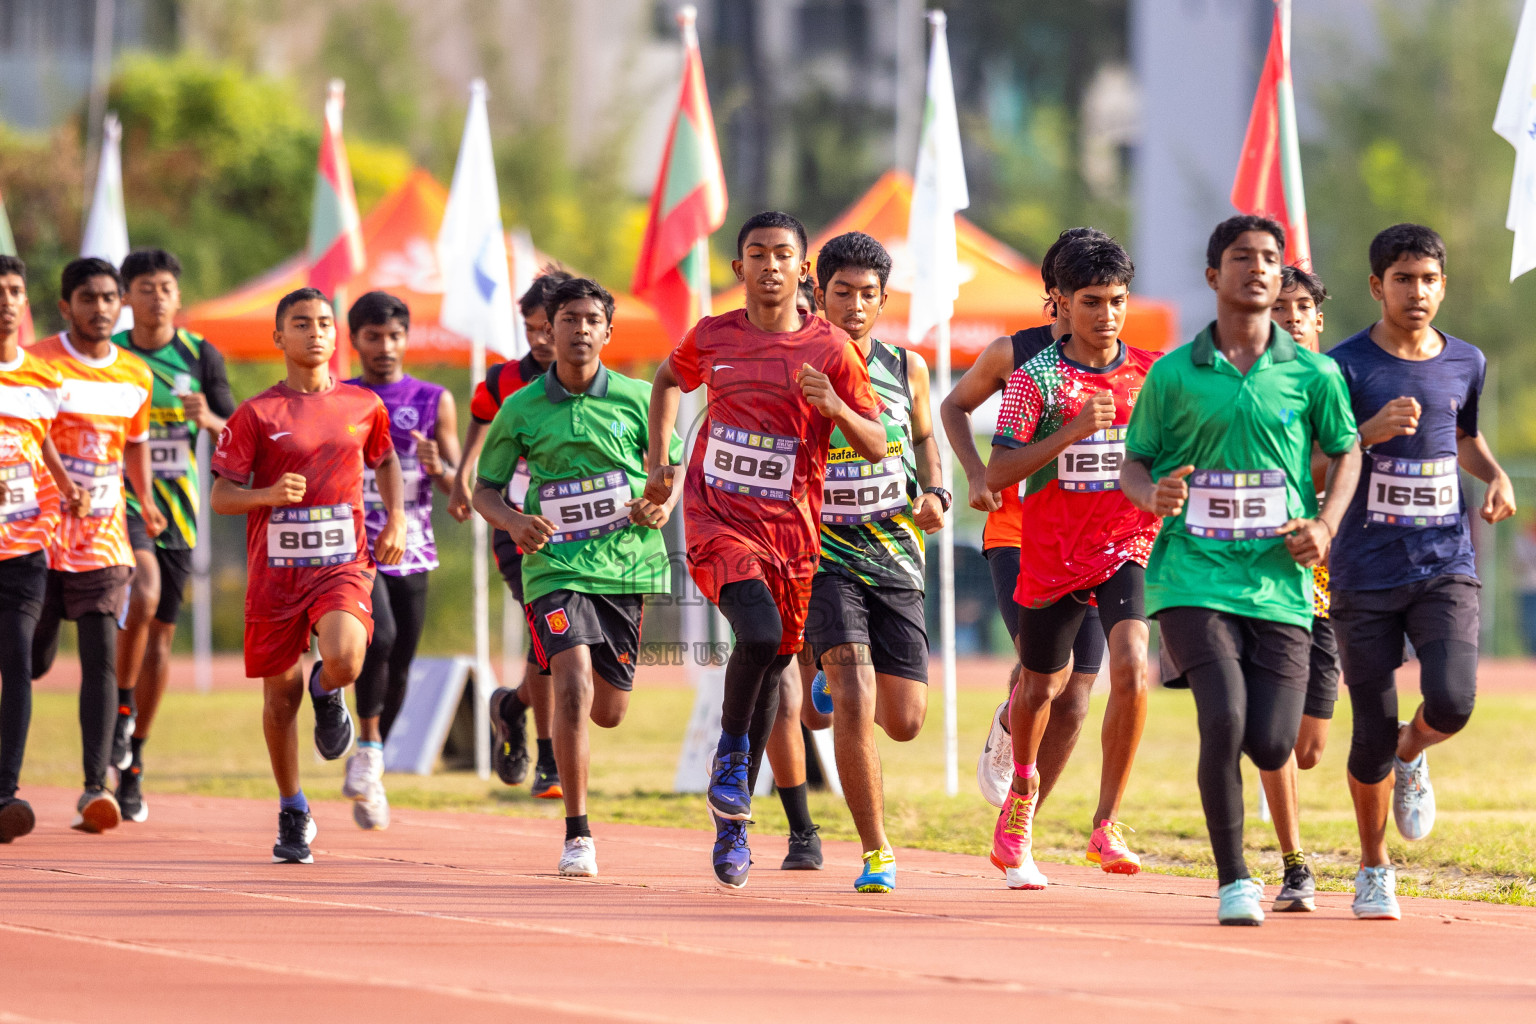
[
  {"left": 1352, "top": 865, "right": 1401, "bottom": 920},
  {"left": 343, "top": 746, "right": 383, "bottom": 801},
  {"left": 977, "top": 700, "right": 1014, "bottom": 808},
  {"left": 1005, "top": 852, "right": 1049, "bottom": 890},
  {"left": 1393, "top": 748, "right": 1436, "bottom": 841},
  {"left": 352, "top": 786, "right": 390, "bottom": 830},
  {"left": 559, "top": 836, "right": 598, "bottom": 877}
]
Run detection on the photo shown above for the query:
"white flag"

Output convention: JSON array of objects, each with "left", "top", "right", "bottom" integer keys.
[
  {"left": 82, "top": 113, "right": 132, "bottom": 330},
  {"left": 439, "top": 80, "right": 517, "bottom": 359},
  {"left": 507, "top": 226, "right": 537, "bottom": 358},
  {"left": 907, "top": 10, "right": 969, "bottom": 347},
  {"left": 1495, "top": 0, "right": 1536, "bottom": 281}
]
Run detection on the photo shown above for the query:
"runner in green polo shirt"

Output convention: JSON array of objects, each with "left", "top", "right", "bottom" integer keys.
[
  {"left": 1122, "top": 216, "right": 1359, "bottom": 927},
  {"left": 473, "top": 276, "right": 683, "bottom": 879}
]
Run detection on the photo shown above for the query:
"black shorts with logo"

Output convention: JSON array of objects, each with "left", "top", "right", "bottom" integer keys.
[
  {"left": 985, "top": 545, "right": 1105, "bottom": 675},
  {"left": 1015, "top": 562, "right": 1146, "bottom": 675},
  {"left": 1304, "top": 616, "right": 1340, "bottom": 719},
  {"left": 126, "top": 512, "right": 194, "bottom": 625},
  {"left": 1157, "top": 606, "right": 1311, "bottom": 694},
  {"left": 804, "top": 571, "right": 928, "bottom": 682},
  {"left": 524, "top": 590, "right": 644, "bottom": 691}
]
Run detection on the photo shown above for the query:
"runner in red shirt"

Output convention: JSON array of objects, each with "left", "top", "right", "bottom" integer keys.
[
  {"left": 984, "top": 236, "right": 1161, "bottom": 888},
  {"left": 645, "top": 211, "right": 884, "bottom": 888},
  {"left": 211, "top": 288, "right": 406, "bottom": 864}
]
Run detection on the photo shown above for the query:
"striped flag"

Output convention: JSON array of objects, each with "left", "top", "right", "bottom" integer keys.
[
  {"left": 632, "top": 4, "right": 727, "bottom": 342},
  {"left": 1231, "top": 0, "right": 1309, "bottom": 266},
  {"left": 307, "top": 80, "right": 366, "bottom": 298},
  {"left": 0, "top": 184, "right": 34, "bottom": 345}
]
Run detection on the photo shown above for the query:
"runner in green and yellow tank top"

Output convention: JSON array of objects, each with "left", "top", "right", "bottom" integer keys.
[{"left": 762, "top": 232, "right": 949, "bottom": 894}]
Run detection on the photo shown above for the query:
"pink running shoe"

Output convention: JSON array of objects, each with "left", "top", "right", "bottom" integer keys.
[
  {"left": 989, "top": 790, "right": 1036, "bottom": 872},
  {"left": 1086, "top": 819, "right": 1141, "bottom": 874}
]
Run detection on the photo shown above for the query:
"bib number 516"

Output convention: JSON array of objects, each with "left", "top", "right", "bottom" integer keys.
[{"left": 1207, "top": 496, "right": 1270, "bottom": 519}]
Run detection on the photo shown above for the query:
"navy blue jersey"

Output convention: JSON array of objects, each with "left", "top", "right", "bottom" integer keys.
[{"left": 1328, "top": 327, "right": 1484, "bottom": 590}]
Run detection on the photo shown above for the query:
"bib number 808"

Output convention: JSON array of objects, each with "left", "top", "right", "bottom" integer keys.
[
  {"left": 713, "top": 449, "right": 785, "bottom": 481},
  {"left": 277, "top": 528, "right": 348, "bottom": 550},
  {"left": 1207, "top": 496, "right": 1270, "bottom": 519},
  {"left": 560, "top": 498, "right": 618, "bottom": 525}
]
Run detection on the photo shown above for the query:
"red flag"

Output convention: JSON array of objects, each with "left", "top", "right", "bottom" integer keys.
[
  {"left": 633, "top": 6, "right": 728, "bottom": 342},
  {"left": 1231, "top": 0, "right": 1310, "bottom": 266},
  {"left": 306, "top": 81, "right": 365, "bottom": 374}
]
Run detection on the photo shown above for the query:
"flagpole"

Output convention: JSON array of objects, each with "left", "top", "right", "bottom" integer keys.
[
  {"left": 938, "top": 317, "right": 958, "bottom": 796},
  {"left": 192, "top": 432, "right": 213, "bottom": 694}
]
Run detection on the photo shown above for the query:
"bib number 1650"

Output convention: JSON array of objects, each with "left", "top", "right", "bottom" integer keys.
[
  {"left": 713, "top": 449, "right": 785, "bottom": 481},
  {"left": 1374, "top": 481, "right": 1454, "bottom": 509}
]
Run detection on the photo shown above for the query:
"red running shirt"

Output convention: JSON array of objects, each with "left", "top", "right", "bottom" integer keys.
[
  {"left": 670, "top": 309, "right": 881, "bottom": 578},
  {"left": 993, "top": 341, "right": 1161, "bottom": 607},
  {"left": 211, "top": 381, "right": 393, "bottom": 622}
]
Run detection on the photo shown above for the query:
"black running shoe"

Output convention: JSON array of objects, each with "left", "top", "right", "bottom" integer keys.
[
  {"left": 273, "top": 808, "right": 316, "bottom": 864},
  {"left": 111, "top": 710, "right": 135, "bottom": 771},
  {"left": 1273, "top": 860, "right": 1317, "bottom": 912},
  {"left": 489, "top": 687, "right": 529, "bottom": 786},
  {"left": 116, "top": 760, "right": 148, "bottom": 823},
  {"left": 782, "top": 825, "right": 823, "bottom": 870},
  {"left": 531, "top": 760, "right": 562, "bottom": 800},
  {"left": 309, "top": 661, "right": 355, "bottom": 761},
  {"left": 711, "top": 811, "right": 751, "bottom": 889},
  {"left": 0, "top": 797, "right": 35, "bottom": 843}
]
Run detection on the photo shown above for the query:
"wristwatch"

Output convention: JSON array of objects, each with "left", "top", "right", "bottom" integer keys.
[{"left": 923, "top": 486, "right": 952, "bottom": 512}]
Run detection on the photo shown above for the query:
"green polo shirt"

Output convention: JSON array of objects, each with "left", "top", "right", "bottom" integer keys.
[
  {"left": 1125, "top": 321, "right": 1356, "bottom": 627},
  {"left": 477, "top": 363, "right": 683, "bottom": 603}
]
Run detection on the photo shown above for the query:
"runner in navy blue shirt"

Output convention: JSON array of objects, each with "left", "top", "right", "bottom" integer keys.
[{"left": 1328, "top": 223, "right": 1516, "bottom": 921}]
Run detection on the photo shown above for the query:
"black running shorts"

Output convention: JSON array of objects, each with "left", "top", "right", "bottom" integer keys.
[
  {"left": 804, "top": 571, "right": 928, "bottom": 682},
  {"left": 1156, "top": 606, "right": 1311, "bottom": 694},
  {"left": 1015, "top": 562, "right": 1146, "bottom": 675},
  {"left": 985, "top": 545, "right": 1105, "bottom": 675},
  {"left": 126, "top": 512, "right": 195, "bottom": 624},
  {"left": 1304, "top": 616, "right": 1340, "bottom": 720},
  {"left": 524, "top": 590, "right": 644, "bottom": 691}
]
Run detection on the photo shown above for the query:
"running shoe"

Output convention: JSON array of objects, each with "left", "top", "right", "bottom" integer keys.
[
  {"left": 70, "top": 788, "right": 121, "bottom": 834},
  {"left": 1086, "top": 819, "right": 1141, "bottom": 874},
  {"left": 1352, "top": 865, "right": 1401, "bottom": 920},
  {"left": 352, "top": 788, "right": 390, "bottom": 831},
  {"left": 116, "top": 760, "right": 148, "bottom": 823},
  {"left": 111, "top": 709, "right": 135, "bottom": 771},
  {"left": 782, "top": 825, "right": 823, "bottom": 870},
  {"left": 707, "top": 751, "right": 753, "bottom": 820},
  {"left": 976, "top": 700, "right": 1013, "bottom": 808},
  {"left": 559, "top": 836, "right": 598, "bottom": 877},
  {"left": 1272, "top": 860, "right": 1317, "bottom": 912},
  {"left": 309, "top": 661, "right": 355, "bottom": 761},
  {"left": 273, "top": 808, "right": 317, "bottom": 864},
  {"left": 810, "top": 670, "right": 833, "bottom": 715},
  {"left": 1393, "top": 747, "right": 1436, "bottom": 841},
  {"left": 344, "top": 747, "right": 389, "bottom": 830},
  {"left": 855, "top": 846, "right": 896, "bottom": 893},
  {"left": 531, "top": 761, "right": 563, "bottom": 800},
  {"left": 1217, "top": 878, "right": 1265, "bottom": 926},
  {"left": 489, "top": 687, "right": 530, "bottom": 786},
  {"left": 710, "top": 811, "right": 750, "bottom": 889},
  {"left": 1005, "top": 853, "right": 1049, "bottom": 890},
  {"left": 0, "top": 797, "right": 35, "bottom": 843},
  {"left": 989, "top": 789, "right": 1036, "bottom": 872}
]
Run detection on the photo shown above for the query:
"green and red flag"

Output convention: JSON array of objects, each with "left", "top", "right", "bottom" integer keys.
[
  {"left": 632, "top": 5, "right": 728, "bottom": 342},
  {"left": 1231, "top": 0, "right": 1310, "bottom": 266},
  {"left": 0, "top": 184, "right": 35, "bottom": 346},
  {"left": 307, "top": 80, "right": 366, "bottom": 299}
]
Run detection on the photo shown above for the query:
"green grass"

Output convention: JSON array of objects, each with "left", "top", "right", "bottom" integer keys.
[{"left": 21, "top": 685, "right": 1536, "bottom": 903}]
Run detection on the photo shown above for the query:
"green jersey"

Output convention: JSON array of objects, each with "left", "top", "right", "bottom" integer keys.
[
  {"left": 1124, "top": 322, "right": 1356, "bottom": 628},
  {"left": 477, "top": 364, "right": 683, "bottom": 604},
  {"left": 818, "top": 340, "right": 924, "bottom": 590},
  {"left": 111, "top": 328, "right": 235, "bottom": 550}
]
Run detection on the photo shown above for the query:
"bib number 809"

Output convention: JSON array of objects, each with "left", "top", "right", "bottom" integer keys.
[
  {"left": 713, "top": 449, "right": 785, "bottom": 481},
  {"left": 277, "top": 527, "right": 348, "bottom": 550}
]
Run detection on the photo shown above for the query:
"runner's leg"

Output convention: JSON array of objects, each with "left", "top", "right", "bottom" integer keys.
[
  {"left": 354, "top": 572, "right": 394, "bottom": 743},
  {"left": 263, "top": 663, "right": 305, "bottom": 799},
  {"left": 1092, "top": 569, "right": 1149, "bottom": 828},
  {"left": 379, "top": 572, "right": 429, "bottom": 740},
  {"left": 115, "top": 545, "right": 159, "bottom": 714},
  {"left": 0, "top": 552, "right": 47, "bottom": 799},
  {"left": 716, "top": 577, "right": 784, "bottom": 759},
  {"left": 77, "top": 612, "right": 117, "bottom": 792},
  {"left": 549, "top": 644, "right": 596, "bottom": 819}
]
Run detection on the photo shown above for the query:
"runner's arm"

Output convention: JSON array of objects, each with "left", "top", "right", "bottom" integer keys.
[
  {"left": 472, "top": 481, "right": 556, "bottom": 552},
  {"left": 1121, "top": 459, "right": 1195, "bottom": 518},
  {"left": 644, "top": 360, "right": 683, "bottom": 505},
  {"left": 39, "top": 437, "right": 90, "bottom": 517},
  {"left": 123, "top": 439, "right": 165, "bottom": 536},
  {"left": 939, "top": 336, "right": 1011, "bottom": 511},
  {"left": 986, "top": 390, "right": 1115, "bottom": 492},
  {"left": 184, "top": 343, "right": 235, "bottom": 434},
  {"left": 421, "top": 389, "right": 462, "bottom": 495},
  {"left": 905, "top": 352, "right": 945, "bottom": 532},
  {"left": 370, "top": 451, "right": 408, "bottom": 564},
  {"left": 449, "top": 418, "right": 489, "bottom": 522},
  {"left": 209, "top": 472, "right": 306, "bottom": 514},
  {"left": 1281, "top": 442, "right": 1361, "bottom": 567},
  {"left": 1457, "top": 431, "right": 1516, "bottom": 524}
]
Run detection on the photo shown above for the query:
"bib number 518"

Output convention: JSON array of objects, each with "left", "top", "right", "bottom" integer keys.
[
  {"left": 714, "top": 449, "right": 784, "bottom": 481},
  {"left": 560, "top": 497, "right": 617, "bottom": 524}
]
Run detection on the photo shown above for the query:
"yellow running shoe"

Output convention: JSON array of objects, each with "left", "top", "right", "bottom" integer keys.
[
  {"left": 1086, "top": 819, "right": 1141, "bottom": 874},
  {"left": 855, "top": 846, "right": 896, "bottom": 893}
]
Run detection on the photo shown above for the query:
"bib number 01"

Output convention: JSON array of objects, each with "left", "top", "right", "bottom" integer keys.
[
  {"left": 267, "top": 503, "right": 357, "bottom": 567},
  {"left": 702, "top": 425, "right": 798, "bottom": 502}
]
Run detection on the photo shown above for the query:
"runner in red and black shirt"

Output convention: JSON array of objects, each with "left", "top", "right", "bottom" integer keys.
[
  {"left": 211, "top": 288, "right": 406, "bottom": 865},
  {"left": 645, "top": 212, "right": 884, "bottom": 889},
  {"left": 449, "top": 269, "right": 571, "bottom": 798}
]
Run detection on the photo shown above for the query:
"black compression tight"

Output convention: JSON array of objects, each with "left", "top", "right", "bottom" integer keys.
[
  {"left": 717, "top": 580, "right": 791, "bottom": 782},
  {"left": 56, "top": 613, "right": 119, "bottom": 792},
  {"left": 356, "top": 571, "right": 430, "bottom": 736},
  {"left": 0, "top": 605, "right": 40, "bottom": 798},
  {"left": 1186, "top": 658, "right": 1306, "bottom": 886},
  {"left": 1346, "top": 639, "right": 1478, "bottom": 785}
]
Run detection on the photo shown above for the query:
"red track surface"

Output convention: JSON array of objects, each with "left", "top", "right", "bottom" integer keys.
[{"left": 2, "top": 787, "right": 1531, "bottom": 1023}]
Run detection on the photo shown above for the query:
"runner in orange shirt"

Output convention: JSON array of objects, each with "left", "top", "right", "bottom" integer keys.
[
  {"left": 0, "top": 254, "right": 89, "bottom": 843},
  {"left": 29, "top": 258, "right": 163, "bottom": 835}
]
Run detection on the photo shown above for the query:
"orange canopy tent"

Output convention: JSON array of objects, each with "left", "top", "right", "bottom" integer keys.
[
  {"left": 182, "top": 170, "right": 674, "bottom": 365},
  {"left": 713, "top": 170, "right": 1176, "bottom": 362}
]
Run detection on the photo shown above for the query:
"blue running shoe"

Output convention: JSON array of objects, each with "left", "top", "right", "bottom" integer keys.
[
  {"left": 711, "top": 812, "right": 750, "bottom": 889},
  {"left": 811, "top": 670, "right": 833, "bottom": 715},
  {"left": 855, "top": 846, "right": 896, "bottom": 893},
  {"left": 1216, "top": 878, "right": 1265, "bottom": 926},
  {"left": 707, "top": 751, "right": 752, "bottom": 820},
  {"left": 1352, "top": 865, "right": 1401, "bottom": 920}
]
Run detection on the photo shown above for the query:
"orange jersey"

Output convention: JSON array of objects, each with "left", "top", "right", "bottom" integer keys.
[
  {"left": 0, "top": 349, "right": 65, "bottom": 561},
  {"left": 33, "top": 333, "right": 152, "bottom": 571}
]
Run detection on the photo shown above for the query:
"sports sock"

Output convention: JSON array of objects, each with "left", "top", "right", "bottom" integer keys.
[
  {"left": 308, "top": 665, "right": 327, "bottom": 700},
  {"left": 716, "top": 730, "right": 749, "bottom": 757},
  {"left": 280, "top": 790, "right": 309, "bottom": 814},
  {"left": 129, "top": 736, "right": 144, "bottom": 766},
  {"left": 118, "top": 687, "right": 136, "bottom": 716},
  {"left": 777, "top": 782, "right": 813, "bottom": 834},
  {"left": 536, "top": 738, "right": 555, "bottom": 768},
  {"left": 565, "top": 814, "right": 591, "bottom": 840},
  {"left": 1282, "top": 849, "right": 1306, "bottom": 870},
  {"left": 1014, "top": 760, "right": 1037, "bottom": 779},
  {"left": 359, "top": 740, "right": 383, "bottom": 752}
]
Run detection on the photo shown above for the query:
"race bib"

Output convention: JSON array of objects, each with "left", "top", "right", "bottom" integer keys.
[
  {"left": 703, "top": 424, "right": 797, "bottom": 502},
  {"left": 1057, "top": 426, "right": 1127, "bottom": 492},
  {"left": 149, "top": 422, "right": 191, "bottom": 480},
  {"left": 539, "top": 471, "right": 631, "bottom": 544},
  {"left": 822, "top": 455, "right": 907, "bottom": 524},
  {"left": 266, "top": 503, "right": 357, "bottom": 567},
  {"left": 1186, "top": 469, "right": 1288, "bottom": 540},
  {"left": 0, "top": 463, "right": 40, "bottom": 524},
  {"left": 506, "top": 458, "right": 531, "bottom": 507},
  {"left": 1365, "top": 455, "right": 1459, "bottom": 527},
  {"left": 62, "top": 455, "right": 122, "bottom": 518},
  {"left": 363, "top": 456, "right": 423, "bottom": 511}
]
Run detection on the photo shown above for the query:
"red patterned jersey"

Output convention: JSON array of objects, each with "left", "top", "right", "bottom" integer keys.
[{"left": 993, "top": 340, "right": 1161, "bottom": 607}]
